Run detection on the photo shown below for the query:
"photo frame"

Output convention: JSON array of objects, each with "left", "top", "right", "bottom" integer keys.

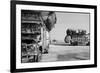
[{"left": 10, "top": 0, "right": 97, "bottom": 72}]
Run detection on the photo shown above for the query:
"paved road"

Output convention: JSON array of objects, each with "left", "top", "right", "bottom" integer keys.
[{"left": 40, "top": 45, "right": 90, "bottom": 62}]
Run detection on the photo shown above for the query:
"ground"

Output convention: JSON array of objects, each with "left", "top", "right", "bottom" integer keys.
[
  {"left": 21, "top": 44, "right": 90, "bottom": 63},
  {"left": 40, "top": 44, "right": 90, "bottom": 62}
]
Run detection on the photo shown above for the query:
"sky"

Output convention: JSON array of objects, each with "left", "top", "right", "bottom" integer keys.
[{"left": 50, "top": 12, "right": 90, "bottom": 42}]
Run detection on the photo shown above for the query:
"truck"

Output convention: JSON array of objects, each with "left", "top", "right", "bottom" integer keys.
[
  {"left": 64, "top": 29, "right": 90, "bottom": 46},
  {"left": 21, "top": 10, "right": 56, "bottom": 63}
]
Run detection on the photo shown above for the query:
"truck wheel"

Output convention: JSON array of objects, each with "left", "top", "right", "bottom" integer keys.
[
  {"left": 44, "top": 49, "right": 48, "bottom": 54},
  {"left": 71, "top": 41, "right": 78, "bottom": 46},
  {"left": 38, "top": 53, "right": 42, "bottom": 62},
  {"left": 39, "top": 46, "right": 42, "bottom": 53},
  {"left": 33, "top": 55, "right": 38, "bottom": 62},
  {"left": 86, "top": 42, "right": 90, "bottom": 46},
  {"left": 64, "top": 35, "right": 71, "bottom": 43},
  {"left": 35, "top": 55, "right": 38, "bottom": 62},
  {"left": 64, "top": 35, "right": 68, "bottom": 43}
]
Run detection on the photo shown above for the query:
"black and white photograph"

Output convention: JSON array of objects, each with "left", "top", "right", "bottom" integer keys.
[
  {"left": 21, "top": 10, "right": 90, "bottom": 63},
  {"left": 11, "top": 1, "right": 97, "bottom": 72}
]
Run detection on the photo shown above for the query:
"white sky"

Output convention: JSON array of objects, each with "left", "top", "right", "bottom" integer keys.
[{"left": 50, "top": 12, "right": 90, "bottom": 41}]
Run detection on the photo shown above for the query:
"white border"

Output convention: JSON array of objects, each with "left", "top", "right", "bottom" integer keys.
[{"left": 16, "top": 4, "right": 94, "bottom": 69}]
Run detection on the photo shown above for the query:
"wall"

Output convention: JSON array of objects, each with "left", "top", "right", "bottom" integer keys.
[{"left": 0, "top": 0, "right": 99, "bottom": 73}]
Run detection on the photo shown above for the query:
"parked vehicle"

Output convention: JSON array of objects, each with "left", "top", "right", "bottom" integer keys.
[
  {"left": 21, "top": 10, "right": 56, "bottom": 62},
  {"left": 64, "top": 29, "right": 90, "bottom": 46}
]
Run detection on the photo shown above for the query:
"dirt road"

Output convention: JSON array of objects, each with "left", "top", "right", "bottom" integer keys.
[{"left": 40, "top": 45, "right": 90, "bottom": 62}]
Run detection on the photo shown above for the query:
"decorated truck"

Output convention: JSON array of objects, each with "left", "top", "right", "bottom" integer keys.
[
  {"left": 64, "top": 29, "right": 90, "bottom": 46},
  {"left": 21, "top": 10, "right": 56, "bottom": 62}
]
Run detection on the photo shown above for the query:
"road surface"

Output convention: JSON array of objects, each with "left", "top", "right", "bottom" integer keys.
[{"left": 40, "top": 45, "right": 90, "bottom": 62}]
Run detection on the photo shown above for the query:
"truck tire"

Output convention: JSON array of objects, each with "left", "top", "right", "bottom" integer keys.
[
  {"left": 64, "top": 35, "right": 71, "bottom": 43},
  {"left": 64, "top": 35, "right": 68, "bottom": 43},
  {"left": 39, "top": 46, "right": 42, "bottom": 53},
  {"left": 71, "top": 41, "right": 78, "bottom": 46},
  {"left": 44, "top": 49, "right": 48, "bottom": 54}
]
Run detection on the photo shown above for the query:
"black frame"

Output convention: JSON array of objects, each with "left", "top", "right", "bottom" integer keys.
[{"left": 10, "top": 0, "right": 97, "bottom": 72}]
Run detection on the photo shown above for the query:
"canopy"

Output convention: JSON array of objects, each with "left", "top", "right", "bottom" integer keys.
[{"left": 41, "top": 11, "right": 57, "bottom": 32}]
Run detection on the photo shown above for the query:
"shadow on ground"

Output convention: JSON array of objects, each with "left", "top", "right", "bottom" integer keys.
[{"left": 57, "top": 52, "right": 90, "bottom": 61}]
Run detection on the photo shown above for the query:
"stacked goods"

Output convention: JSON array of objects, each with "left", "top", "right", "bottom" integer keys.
[
  {"left": 21, "top": 10, "right": 42, "bottom": 63},
  {"left": 21, "top": 10, "right": 57, "bottom": 63}
]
